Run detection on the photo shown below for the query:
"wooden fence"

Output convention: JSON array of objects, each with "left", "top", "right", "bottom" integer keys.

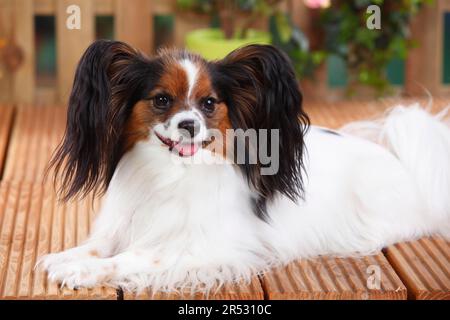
[
  {"left": 1, "top": 0, "right": 213, "bottom": 104},
  {"left": 0, "top": 0, "right": 449, "bottom": 106}
]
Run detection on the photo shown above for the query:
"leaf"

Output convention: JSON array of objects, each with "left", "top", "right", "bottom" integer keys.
[{"left": 274, "top": 12, "right": 292, "bottom": 43}]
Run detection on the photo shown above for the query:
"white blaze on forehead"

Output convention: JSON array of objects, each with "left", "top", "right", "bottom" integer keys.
[{"left": 180, "top": 59, "right": 198, "bottom": 101}]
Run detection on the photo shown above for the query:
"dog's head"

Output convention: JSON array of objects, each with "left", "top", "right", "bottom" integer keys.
[{"left": 50, "top": 40, "right": 309, "bottom": 218}]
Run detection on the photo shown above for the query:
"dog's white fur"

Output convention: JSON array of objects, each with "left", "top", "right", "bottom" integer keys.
[{"left": 37, "top": 104, "right": 450, "bottom": 294}]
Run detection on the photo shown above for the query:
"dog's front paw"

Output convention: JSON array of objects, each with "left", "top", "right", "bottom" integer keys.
[
  {"left": 45, "top": 259, "right": 113, "bottom": 289},
  {"left": 36, "top": 245, "right": 101, "bottom": 273},
  {"left": 36, "top": 251, "right": 78, "bottom": 272}
]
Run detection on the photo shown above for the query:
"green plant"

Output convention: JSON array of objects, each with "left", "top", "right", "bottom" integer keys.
[
  {"left": 270, "top": 12, "right": 326, "bottom": 78},
  {"left": 177, "top": 0, "right": 283, "bottom": 39},
  {"left": 321, "top": 0, "right": 432, "bottom": 94},
  {"left": 177, "top": 0, "right": 322, "bottom": 79}
]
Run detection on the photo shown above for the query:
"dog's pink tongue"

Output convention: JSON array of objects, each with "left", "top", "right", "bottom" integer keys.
[{"left": 173, "top": 143, "right": 199, "bottom": 157}]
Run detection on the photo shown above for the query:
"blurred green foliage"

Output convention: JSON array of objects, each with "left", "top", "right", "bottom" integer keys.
[
  {"left": 177, "top": 0, "right": 282, "bottom": 38},
  {"left": 270, "top": 12, "right": 326, "bottom": 78},
  {"left": 444, "top": 12, "right": 450, "bottom": 84},
  {"left": 178, "top": 0, "right": 434, "bottom": 94},
  {"left": 96, "top": 16, "right": 115, "bottom": 40},
  {"left": 177, "top": 0, "right": 275, "bottom": 18},
  {"left": 35, "top": 16, "right": 56, "bottom": 78},
  {"left": 321, "top": 0, "right": 433, "bottom": 94},
  {"left": 176, "top": 0, "right": 322, "bottom": 79}
]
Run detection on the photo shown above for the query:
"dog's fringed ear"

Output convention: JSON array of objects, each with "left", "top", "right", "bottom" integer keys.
[
  {"left": 211, "top": 45, "right": 310, "bottom": 219},
  {"left": 48, "top": 40, "right": 160, "bottom": 201}
]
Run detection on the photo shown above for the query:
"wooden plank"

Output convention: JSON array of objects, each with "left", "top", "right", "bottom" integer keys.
[
  {"left": 305, "top": 100, "right": 384, "bottom": 129},
  {"left": 261, "top": 254, "right": 407, "bottom": 300},
  {"left": 0, "top": 105, "right": 14, "bottom": 178},
  {"left": 0, "top": 181, "right": 117, "bottom": 299},
  {"left": 152, "top": 0, "right": 176, "bottom": 15},
  {"left": 94, "top": 0, "right": 114, "bottom": 15},
  {"left": 35, "top": 87, "right": 57, "bottom": 105},
  {"left": 11, "top": 0, "right": 34, "bottom": 104},
  {"left": 0, "top": 0, "right": 13, "bottom": 103},
  {"left": 115, "top": 0, "right": 153, "bottom": 55},
  {"left": 305, "top": 97, "right": 450, "bottom": 130},
  {"left": 56, "top": 0, "right": 94, "bottom": 104},
  {"left": 35, "top": 0, "right": 171, "bottom": 15},
  {"left": 34, "top": 0, "right": 55, "bottom": 15},
  {"left": 405, "top": 2, "right": 441, "bottom": 95},
  {"left": 37, "top": 0, "right": 112, "bottom": 15},
  {"left": 303, "top": 98, "right": 449, "bottom": 300},
  {"left": 3, "top": 106, "right": 66, "bottom": 182},
  {"left": 1, "top": 98, "right": 448, "bottom": 300},
  {"left": 123, "top": 277, "right": 264, "bottom": 300},
  {"left": 0, "top": 181, "right": 263, "bottom": 300},
  {"left": 436, "top": 0, "right": 450, "bottom": 94},
  {"left": 385, "top": 238, "right": 450, "bottom": 300}
]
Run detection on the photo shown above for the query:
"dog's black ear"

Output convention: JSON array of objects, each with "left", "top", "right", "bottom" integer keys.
[
  {"left": 211, "top": 45, "right": 309, "bottom": 219},
  {"left": 48, "top": 40, "right": 161, "bottom": 201}
]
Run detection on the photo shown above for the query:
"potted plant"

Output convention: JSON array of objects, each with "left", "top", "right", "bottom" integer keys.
[
  {"left": 177, "top": 0, "right": 278, "bottom": 60},
  {"left": 320, "top": 0, "right": 432, "bottom": 95},
  {"left": 178, "top": 0, "right": 326, "bottom": 85}
]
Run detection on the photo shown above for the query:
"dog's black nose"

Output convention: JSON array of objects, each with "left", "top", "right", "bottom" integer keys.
[{"left": 178, "top": 120, "right": 200, "bottom": 138}]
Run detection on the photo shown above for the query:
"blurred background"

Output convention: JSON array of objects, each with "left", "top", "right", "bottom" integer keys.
[
  {"left": 0, "top": 0, "right": 449, "bottom": 105},
  {"left": 0, "top": 1, "right": 449, "bottom": 302}
]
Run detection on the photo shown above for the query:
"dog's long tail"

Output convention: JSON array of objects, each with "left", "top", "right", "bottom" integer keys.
[{"left": 342, "top": 103, "right": 450, "bottom": 238}]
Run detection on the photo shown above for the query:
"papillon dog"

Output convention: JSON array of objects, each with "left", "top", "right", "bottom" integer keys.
[{"left": 37, "top": 40, "right": 450, "bottom": 294}]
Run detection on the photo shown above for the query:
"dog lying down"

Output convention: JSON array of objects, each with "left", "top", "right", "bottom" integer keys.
[{"left": 36, "top": 40, "right": 450, "bottom": 294}]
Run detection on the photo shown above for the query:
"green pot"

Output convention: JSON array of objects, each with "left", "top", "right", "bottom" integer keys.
[{"left": 186, "top": 28, "right": 271, "bottom": 61}]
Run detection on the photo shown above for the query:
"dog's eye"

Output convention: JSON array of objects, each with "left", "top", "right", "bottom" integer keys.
[
  {"left": 201, "top": 97, "right": 217, "bottom": 114},
  {"left": 153, "top": 94, "right": 172, "bottom": 109}
]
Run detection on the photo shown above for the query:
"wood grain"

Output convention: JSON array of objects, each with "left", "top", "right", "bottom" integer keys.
[
  {"left": 1, "top": 99, "right": 450, "bottom": 299},
  {"left": 0, "top": 182, "right": 117, "bottom": 299},
  {"left": 305, "top": 100, "right": 381, "bottom": 129},
  {"left": 260, "top": 254, "right": 407, "bottom": 300},
  {"left": 11, "top": 0, "right": 35, "bottom": 104},
  {"left": 0, "top": 105, "right": 14, "bottom": 178},
  {"left": 0, "top": 1, "right": 12, "bottom": 102},
  {"left": 405, "top": 1, "right": 450, "bottom": 96},
  {"left": 385, "top": 238, "right": 450, "bottom": 300},
  {"left": 305, "top": 98, "right": 450, "bottom": 129},
  {"left": 34, "top": 0, "right": 174, "bottom": 15},
  {"left": 115, "top": 0, "right": 153, "bottom": 54},
  {"left": 3, "top": 106, "right": 66, "bottom": 182},
  {"left": 56, "top": 0, "right": 94, "bottom": 104},
  {"left": 123, "top": 277, "right": 264, "bottom": 300}
]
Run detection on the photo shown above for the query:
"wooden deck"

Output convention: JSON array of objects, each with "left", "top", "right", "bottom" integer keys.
[{"left": 0, "top": 99, "right": 449, "bottom": 300}]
